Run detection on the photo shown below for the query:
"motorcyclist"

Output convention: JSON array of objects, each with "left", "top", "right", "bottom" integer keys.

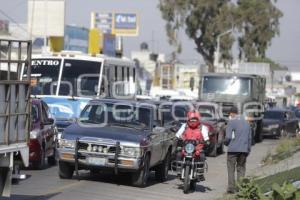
[{"left": 175, "top": 110, "right": 209, "bottom": 180}]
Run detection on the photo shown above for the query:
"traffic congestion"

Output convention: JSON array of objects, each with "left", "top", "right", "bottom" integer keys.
[{"left": 1, "top": 0, "right": 300, "bottom": 199}]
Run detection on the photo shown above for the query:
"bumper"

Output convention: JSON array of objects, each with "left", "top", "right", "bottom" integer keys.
[
  {"left": 58, "top": 148, "right": 142, "bottom": 171},
  {"left": 262, "top": 127, "right": 280, "bottom": 136},
  {"left": 29, "top": 139, "right": 42, "bottom": 161}
]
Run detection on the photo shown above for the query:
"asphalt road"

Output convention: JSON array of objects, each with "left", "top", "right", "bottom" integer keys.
[{"left": 3, "top": 139, "right": 279, "bottom": 200}]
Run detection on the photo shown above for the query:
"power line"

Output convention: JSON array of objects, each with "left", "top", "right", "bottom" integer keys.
[{"left": 0, "top": 8, "right": 34, "bottom": 38}]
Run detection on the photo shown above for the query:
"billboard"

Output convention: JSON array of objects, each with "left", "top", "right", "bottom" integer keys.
[
  {"left": 28, "top": 0, "right": 65, "bottom": 37},
  {"left": 64, "top": 25, "right": 89, "bottom": 53},
  {"left": 113, "top": 13, "right": 139, "bottom": 36},
  {"left": 91, "top": 12, "right": 139, "bottom": 37}
]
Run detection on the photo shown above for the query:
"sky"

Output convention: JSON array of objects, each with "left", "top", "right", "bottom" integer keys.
[{"left": 0, "top": 0, "right": 300, "bottom": 69}]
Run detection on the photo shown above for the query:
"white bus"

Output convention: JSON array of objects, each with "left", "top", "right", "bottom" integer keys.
[{"left": 23, "top": 51, "right": 137, "bottom": 99}]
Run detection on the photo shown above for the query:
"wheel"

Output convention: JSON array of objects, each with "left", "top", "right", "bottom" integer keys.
[
  {"left": 208, "top": 142, "right": 217, "bottom": 157},
  {"left": 217, "top": 140, "right": 224, "bottom": 155},
  {"left": 131, "top": 155, "right": 150, "bottom": 187},
  {"left": 255, "top": 121, "right": 263, "bottom": 143},
  {"left": 0, "top": 167, "right": 7, "bottom": 191},
  {"left": 190, "top": 179, "right": 197, "bottom": 191},
  {"left": 183, "top": 165, "right": 190, "bottom": 194},
  {"left": 59, "top": 161, "right": 74, "bottom": 179},
  {"left": 48, "top": 148, "right": 57, "bottom": 166},
  {"left": 155, "top": 152, "right": 170, "bottom": 182},
  {"left": 32, "top": 148, "right": 45, "bottom": 170}
]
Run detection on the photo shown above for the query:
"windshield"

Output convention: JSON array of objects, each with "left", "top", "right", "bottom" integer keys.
[
  {"left": 79, "top": 103, "right": 151, "bottom": 129},
  {"left": 203, "top": 76, "right": 251, "bottom": 96},
  {"left": 61, "top": 59, "right": 101, "bottom": 96},
  {"left": 29, "top": 59, "right": 61, "bottom": 95},
  {"left": 42, "top": 97, "right": 89, "bottom": 120},
  {"left": 27, "top": 58, "right": 102, "bottom": 97},
  {"left": 295, "top": 110, "right": 300, "bottom": 118},
  {"left": 198, "top": 106, "right": 215, "bottom": 120},
  {"left": 264, "top": 111, "right": 284, "bottom": 120}
]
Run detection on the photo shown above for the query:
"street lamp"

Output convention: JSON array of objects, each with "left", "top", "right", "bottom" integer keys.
[{"left": 214, "top": 29, "right": 233, "bottom": 68}]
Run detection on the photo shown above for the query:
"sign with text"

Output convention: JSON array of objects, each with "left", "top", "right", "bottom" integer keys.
[
  {"left": 113, "top": 13, "right": 139, "bottom": 36},
  {"left": 91, "top": 12, "right": 139, "bottom": 37}
]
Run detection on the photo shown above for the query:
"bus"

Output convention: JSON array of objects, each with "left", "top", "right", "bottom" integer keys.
[{"left": 22, "top": 51, "right": 137, "bottom": 136}]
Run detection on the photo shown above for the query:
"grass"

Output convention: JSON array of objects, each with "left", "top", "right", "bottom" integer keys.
[
  {"left": 255, "top": 166, "right": 300, "bottom": 193},
  {"left": 261, "top": 136, "right": 300, "bottom": 165}
]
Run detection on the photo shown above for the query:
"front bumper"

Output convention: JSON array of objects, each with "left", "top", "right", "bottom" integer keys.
[
  {"left": 58, "top": 148, "right": 142, "bottom": 171},
  {"left": 262, "top": 127, "right": 280, "bottom": 136}
]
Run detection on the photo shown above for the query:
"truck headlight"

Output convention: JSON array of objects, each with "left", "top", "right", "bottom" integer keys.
[
  {"left": 121, "top": 147, "right": 141, "bottom": 157},
  {"left": 59, "top": 139, "right": 75, "bottom": 149},
  {"left": 30, "top": 130, "right": 39, "bottom": 139}
]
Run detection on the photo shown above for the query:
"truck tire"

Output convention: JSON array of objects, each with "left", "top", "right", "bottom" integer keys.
[
  {"left": 32, "top": 148, "right": 45, "bottom": 170},
  {"left": 59, "top": 161, "right": 74, "bottom": 179},
  {"left": 255, "top": 120, "right": 263, "bottom": 143},
  {"left": 155, "top": 152, "right": 170, "bottom": 182},
  {"left": 183, "top": 165, "right": 190, "bottom": 194},
  {"left": 0, "top": 168, "right": 6, "bottom": 194},
  {"left": 217, "top": 140, "right": 224, "bottom": 155},
  {"left": 208, "top": 142, "right": 217, "bottom": 157},
  {"left": 48, "top": 148, "right": 57, "bottom": 166},
  {"left": 131, "top": 155, "right": 150, "bottom": 187}
]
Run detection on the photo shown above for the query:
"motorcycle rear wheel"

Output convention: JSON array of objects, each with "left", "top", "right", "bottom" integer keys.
[{"left": 183, "top": 165, "right": 190, "bottom": 194}]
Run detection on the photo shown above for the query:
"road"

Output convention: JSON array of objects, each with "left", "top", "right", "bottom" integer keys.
[{"left": 3, "top": 139, "right": 278, "bottom": 200}]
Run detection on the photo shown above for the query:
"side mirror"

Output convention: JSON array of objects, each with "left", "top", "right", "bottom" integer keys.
[{"left": 43, "top": 118, "right": 55, "bottom": 125}]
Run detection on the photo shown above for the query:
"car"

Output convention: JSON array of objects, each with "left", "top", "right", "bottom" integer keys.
[
  {"left": 262, "top": 109, "right": 299, "bottom": 138},
  {"left": 196, "top": 103, "right": 227, "bottom": 157},
  {"left": 30, "top": 99, "right": 57, "bottom": 169},
  {"left": 57, "top": 99, "right": 176, "bottom": 187},
  {"left": 41, "top": 96, "right": 90, "bottom": 141}
]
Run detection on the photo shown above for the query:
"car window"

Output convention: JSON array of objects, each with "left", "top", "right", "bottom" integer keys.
[
  {"left": 31, "top": 104, "right": 39, "bottom": 123},
  {"left": 41, "top": 102, "right": 49, "bottom": 122}
]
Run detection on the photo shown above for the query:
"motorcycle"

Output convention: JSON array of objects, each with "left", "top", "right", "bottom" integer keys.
[{"left": 172, "top": 139, "right": 207, "bottom": 194}]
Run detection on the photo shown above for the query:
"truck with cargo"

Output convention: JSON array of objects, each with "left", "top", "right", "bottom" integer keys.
[
  {"left": 0, "top": 39, "right": 32, "bottom": 197},
  {"left": 199, "top": 73, "right": 266, "bottom": 144}
]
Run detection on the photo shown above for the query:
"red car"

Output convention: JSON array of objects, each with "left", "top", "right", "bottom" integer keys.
[
  {"left": 30, "top": 99, "right": 57, "bottom": 169},
  {"left": 197, "top": 103, "right": 227, "bottom": 157}
]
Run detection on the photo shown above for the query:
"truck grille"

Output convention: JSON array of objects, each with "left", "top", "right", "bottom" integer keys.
[{"left": 78, "top": 141, "right": 116, "bottom": 154}]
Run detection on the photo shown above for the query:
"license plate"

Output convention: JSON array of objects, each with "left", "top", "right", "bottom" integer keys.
[{"left": 87, "top": 157, "right": 106, "bottom": 166}]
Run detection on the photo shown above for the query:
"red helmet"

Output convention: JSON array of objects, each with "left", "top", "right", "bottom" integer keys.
[{"left": 187, "top": 111, "right": 201, "bottom": 129}]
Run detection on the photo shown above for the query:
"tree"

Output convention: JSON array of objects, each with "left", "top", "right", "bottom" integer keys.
[{"left": 159, "top": 0, "right": 283, "bottom": 72}]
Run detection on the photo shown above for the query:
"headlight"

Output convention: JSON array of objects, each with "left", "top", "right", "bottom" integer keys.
[
  {"left": 30, "top": 130, "right": 39, "bottom": 139},
  {"left": 121, "top": 146, "right": 141, "bottom": 157},
  {"left": 59, "top": 139, "right": 75, "bottom": 149},
  {"left": 269, "top": 124, "right": 279, "bottom": 129},
  {"left": 185, "top": 143, "right": 195, "bottom": 154}
]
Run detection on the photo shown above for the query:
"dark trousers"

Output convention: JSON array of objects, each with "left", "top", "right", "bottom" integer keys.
[{"left": 227, "top": 152, "right": 248, "bottom": 192}]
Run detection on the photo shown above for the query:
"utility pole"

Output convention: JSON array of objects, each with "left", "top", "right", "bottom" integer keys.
[{"left": 214, "top": 29, "right": 233, "bottom": 70}]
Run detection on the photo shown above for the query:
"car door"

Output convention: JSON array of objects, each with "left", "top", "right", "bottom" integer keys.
[
  {"left": 149, "top": 108, "right": 164, "bottom": 166},
  {"left": 41, "top": 101, "right": 55, "bottom": 157}
]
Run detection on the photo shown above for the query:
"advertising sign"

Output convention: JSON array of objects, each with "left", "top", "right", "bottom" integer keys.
[
  {"left": 91, "top": 12, "right": 113, "bottom": 34},
  {"left": 91, "top": 12, "right": 139, "bottom": 37}
]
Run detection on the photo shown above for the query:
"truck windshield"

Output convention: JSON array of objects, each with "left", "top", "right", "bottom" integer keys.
[
  {"left": 263, "top": 111, "right": 284, "bottom": 120},
  {"left": 79, "top": 103, "right": 151, "bottom": 129},
  {"left": 26, "top": 58, "right": 102, "bottom": 96},
  {"left": 203, "top": 76, "right": 251, "bottom": 96}
]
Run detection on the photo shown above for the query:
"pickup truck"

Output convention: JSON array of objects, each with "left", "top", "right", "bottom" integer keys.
[
  {"left": 0, "top": 39, "right": 32, "bottom": 197},
  {"left": 58, "top": 99, "right": 176, "bottom": 187}
]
